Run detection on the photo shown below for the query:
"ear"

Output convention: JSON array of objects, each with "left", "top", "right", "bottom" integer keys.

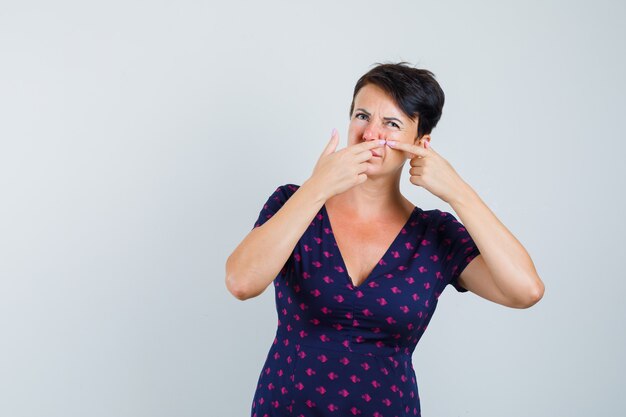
[{"left": 416, "top": 134, "right": 432, "bottom": 148}]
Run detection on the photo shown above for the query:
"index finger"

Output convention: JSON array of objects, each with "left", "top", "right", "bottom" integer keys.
[
  {"left": 350, "top": 139, "right": 387, "bottom": 152},
  {"left": 386, "top": 140, "right": 427, "bottom": 158}
]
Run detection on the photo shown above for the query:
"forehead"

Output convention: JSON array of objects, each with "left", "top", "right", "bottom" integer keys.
[
  {"left": 354, "top": 83, "right": 396, "bottom": 105},
  {"left": 354, "top": 84, "right": 415, "bottom": 123}
]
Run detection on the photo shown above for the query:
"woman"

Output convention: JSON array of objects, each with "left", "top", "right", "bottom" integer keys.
[{"left": 226, "top": 62, "right": 545, "bottom": 416}]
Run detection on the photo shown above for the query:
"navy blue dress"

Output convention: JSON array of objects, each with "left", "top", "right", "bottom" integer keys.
[{"left": 249, "top": 184, "right": 480, "bottom": 417}]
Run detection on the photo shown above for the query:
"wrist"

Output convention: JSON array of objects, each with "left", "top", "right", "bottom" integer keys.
[
  {"left": 301, "top": 177, "right": 329, "bottom": 205},
  {"left": 448, "top": 181, "right": 478, "bottom": 208}
]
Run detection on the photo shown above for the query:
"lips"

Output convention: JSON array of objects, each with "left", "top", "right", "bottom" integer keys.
[{"left": 371, "top": 150, "right": 382, "bottom": 157}]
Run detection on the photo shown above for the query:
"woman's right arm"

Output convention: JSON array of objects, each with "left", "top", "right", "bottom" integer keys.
[
  {"left": 225, "top": 179, "right": 327, "bottom": 301},
  {"left": 226, "top": 131, "right": 384, "bottom": 300}
]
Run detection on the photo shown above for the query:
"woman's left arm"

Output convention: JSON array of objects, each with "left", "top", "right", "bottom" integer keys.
[
  {"left": 449, "top": 183, "right": 545, "bottom": 309},
  {"left": 386, "top": 138, "right": 545, "bottom": 309}
]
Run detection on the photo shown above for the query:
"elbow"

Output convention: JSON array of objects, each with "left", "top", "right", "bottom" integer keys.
[
  {"left": 517, "top": 279, "right": 545, "bottom": 309},
  {"left": 225, "top": 255, "right": 271, "bottom": 301},
  {"left": 225, "top": 256, "right": 255, "bottom": 301},
  {"left": 225, "top": 274, "right": 254, "bottom": 301}
]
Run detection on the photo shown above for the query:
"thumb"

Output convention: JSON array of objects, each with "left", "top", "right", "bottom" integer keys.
[{"left": 321, "top": 128, "right": 339, "bottom": 156}]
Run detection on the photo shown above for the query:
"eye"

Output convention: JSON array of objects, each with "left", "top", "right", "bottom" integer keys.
[
  {"left": 387, "top": 121, "right": 400, "bottom": 128},
  {"left": 355, "top": 113, "right": 368, "bottom": 120}
]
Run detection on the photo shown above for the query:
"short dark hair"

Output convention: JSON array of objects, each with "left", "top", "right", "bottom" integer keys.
[{"left": 349, "top": 61, "right": 445, "bottom": 140}]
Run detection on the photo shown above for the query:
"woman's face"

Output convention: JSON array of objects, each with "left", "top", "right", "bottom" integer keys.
[{"left": 348, "top": 83, "right": 427, "bottom": 174}]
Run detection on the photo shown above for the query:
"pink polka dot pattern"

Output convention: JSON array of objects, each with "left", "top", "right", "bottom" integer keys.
[{"left": 249, "top": 184, "right": 480, "bottom": 416}]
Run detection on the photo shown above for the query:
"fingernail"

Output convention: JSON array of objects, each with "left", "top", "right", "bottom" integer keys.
[
  {"left": 331, "top": 128, "right": 337, "bottom": 136},
  {"left": 387, "top": 140, "right": 396, "bottom": 147},
  {"left": 378, "top": 139, "right": 386, "bottom": 145},
  {"left": 425, "top": 141, "right": 430, "bottom": 148}
]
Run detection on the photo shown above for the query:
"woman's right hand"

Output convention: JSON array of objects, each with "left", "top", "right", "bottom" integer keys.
[{"left": 307, "top": 129, "right": 386, "bottom": 201}]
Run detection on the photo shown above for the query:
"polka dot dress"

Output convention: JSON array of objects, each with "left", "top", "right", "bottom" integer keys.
[{"left": 249, "top": 184, "right": 480, "bottom": 417}]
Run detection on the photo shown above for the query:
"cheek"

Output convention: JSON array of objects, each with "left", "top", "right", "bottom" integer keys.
[
  {"left": 348, "top": 124, "right": 368, "bottom": 141},
  {"left": 383, "top": 129, "right": 408, "bottom": 140},
  {"left": 350, "top": 120, "right": 366, "bottom": 132}
]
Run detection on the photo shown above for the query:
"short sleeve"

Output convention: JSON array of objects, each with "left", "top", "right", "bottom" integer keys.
[
  {"left": 250, "top": 183, "right": 299, "bottom": 279},
  {"left": 436, "top": 210, "right": 481, "bottom": 293},
  {"left": 251, "top": 183, "right": 299, "bottom": 230}
]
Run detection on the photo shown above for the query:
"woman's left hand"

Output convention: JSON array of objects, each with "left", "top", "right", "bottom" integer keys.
[{"left": 386, "top": 139, "right": 469, "bottom": 205}]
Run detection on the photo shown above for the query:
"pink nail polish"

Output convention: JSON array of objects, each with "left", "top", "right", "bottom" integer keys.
[{"left": 387, "top": 140, "right": 396, "bottom": 147}]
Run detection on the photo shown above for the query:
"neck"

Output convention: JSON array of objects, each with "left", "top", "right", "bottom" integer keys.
[{"left": 326, "top": 168, "right": 414, "bottom": 220}]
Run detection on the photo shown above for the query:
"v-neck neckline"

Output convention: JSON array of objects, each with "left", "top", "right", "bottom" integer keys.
[{"left": 321, "top": 204, "right": 418, "bottom": 289}]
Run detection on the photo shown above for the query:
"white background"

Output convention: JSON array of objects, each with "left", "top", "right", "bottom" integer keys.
[{"left": 1, "top": 1, "right": 624, "bottom": 416}]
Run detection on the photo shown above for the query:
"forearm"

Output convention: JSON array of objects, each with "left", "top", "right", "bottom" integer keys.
[
  {"left": 448, "top": 182, "right": 544, "bottom": 301},
  {"left": 225, "top": 179, "right": 327, "bottom": 300}
]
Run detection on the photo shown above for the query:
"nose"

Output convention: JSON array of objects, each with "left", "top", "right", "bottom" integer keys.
[{"left": 362, "top": 123, "right": 385, "bottom": 141}]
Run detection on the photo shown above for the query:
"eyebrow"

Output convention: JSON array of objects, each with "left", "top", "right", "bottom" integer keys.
[{"left": 355, "top": 108, "right": 404, "bottom": 126}]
